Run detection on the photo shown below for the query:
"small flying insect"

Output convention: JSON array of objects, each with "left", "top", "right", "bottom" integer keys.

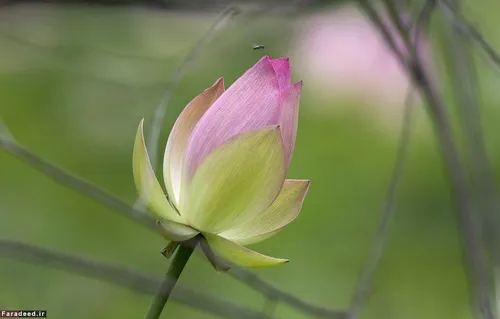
[{"left": 252, "top": 44, "right": 265, "bottom": 51}]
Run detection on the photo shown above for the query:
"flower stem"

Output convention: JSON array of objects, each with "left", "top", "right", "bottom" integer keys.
[{"left": 145, "top": 236, "right": 199, "bottom": 319}]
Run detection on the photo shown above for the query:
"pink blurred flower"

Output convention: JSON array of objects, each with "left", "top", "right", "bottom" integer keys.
[{"left": 291, "top": 5, "right": 434, "bottom": 116}]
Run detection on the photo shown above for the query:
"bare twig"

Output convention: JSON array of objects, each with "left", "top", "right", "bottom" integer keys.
[
  {"left": 346, "top": 3, "right": 434, "bottom": 318},
  {"left": 0, "top": 134, "right": 345, "bottom": 319},
  {"left": 228, "top": 267, "right": 345, "bottom": 319},
  {"left": 0, "top": 239, "right": 272, "bottom": 319},
  {"left": 438, "top": 0, "right": 500, "bottom": 70},
  {"left": 357, "top": 2, "right": 408, "bottom": 64},
  {"left": 411, "top": 0, "right": 436, "bottom": 48},
  {"left": 440, "top": 0, "right": 498, "bottom": 313},
  {"left": 0, "top": 135, "right": 157, "bottom": 230},
  {"left": 0, "top": 31, "right": 173, "bottom": 64},
  {"left": 0, "top": 117, "right": 15, "bottom": 140},
  {"left": 357, "top": 1, "right": 495, "bottom": 318},
  {"left": 133, "top": 5, "right": 239, "bottom": 212},
  {"left": 346, "top": 88, "right": 416, "bottom": 319},
  {"left": 441, "top": 0, "right": 500, "bottom": 261},
  {"left": 0, "top": 0, "right": 305, "bottom": 10},
  {"left": 261, "top": 297, "right": 278, "bottom": 318},
  {"left": 382, "top": 0, "right": 412, "bottom": 50}
]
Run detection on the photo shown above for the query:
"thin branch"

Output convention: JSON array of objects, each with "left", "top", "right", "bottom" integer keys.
[
  {"left": 0, "top": 239, "right": 272, "bottom": 319},
  {"left": 357, "top": 1, "right": 495, "bottom": 318},
  {"left": 0, "top": 117, "right": 15, "bottom": 140},
  {"left": 440, "top": 0, "right": 499, "bottom": 312},
  {"left": 0, "top": 134, "right": 345, "bottom": 319},
  {"left": 441, "top": 0, "right": 500, "bottom": 262},
  {"left": 438, "top": 0, "right": 500, "bottom": 70},
  {"left": 0, "top": 31, "right": 174, "bottom": 89},
  {"left": 346, "top": 88, "right": 416, "bottom": 319},
  {"left": 411, "top": 0, "right": 436, "bottom": 48},
  {"left": 0, "top": 0, "right": 301, "bottom": 11},
  {"left": 356, "top": 1, "right": 408, "bottom": 65},
  {"left": 0, "top": 31, "right": 173, "bottom": 64},
  {"left": 346, "top": 4, "right": 433, "bottom": 317},
  {"left": 133, "top": 5, "right": 239, "bottom": 212},
  {"left": 261, "top": 297, "right": 278, "bottom": 318},
  {"left": 228, "top": 268, "right": 345, "bottom": 319},
  {"left": 382, "top": 0, "right": 412, "bottom": 51},
  {"left": 0, "top": 135, "right": 157, "bottom": 230}
]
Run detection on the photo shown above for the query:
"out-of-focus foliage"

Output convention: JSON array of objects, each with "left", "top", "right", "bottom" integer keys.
[
  {"left": 1, "top": 1, "right": 500, "bottom": 319},
  {"left": 0, "top": 0, "right": 342, "bottom": 8}
]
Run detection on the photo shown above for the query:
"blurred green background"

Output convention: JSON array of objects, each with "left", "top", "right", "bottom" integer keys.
[{"left": 1, "top": 1, "right": 500, "bottom": 318}]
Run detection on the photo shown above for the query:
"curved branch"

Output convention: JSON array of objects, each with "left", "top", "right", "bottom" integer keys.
[
  {"left": 0, "top": 134, "right": 345, "bottom": 319},
  {"left": 0, "top": 238, "right": 272, "bottom": 319}
]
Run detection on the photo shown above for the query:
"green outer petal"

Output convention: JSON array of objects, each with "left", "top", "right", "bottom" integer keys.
[
  {"left": 199, "top": 238, "right": 231, "bottom": 272},
  {"left": 133, "top": 119, "right": 183, "bottom": 223},
  {"left": 161, "top": 242, "right": 180, "bottom": 259},
  {"left": 203, "top": 233, "right": 288, "bottom": 268},
  {"left": 163, "top": 78, "right": 225, "bottom": 209},
  {"left": 184, "top": 126, "right": 286, "bottom": 233},
  {"left": 219, "top": 179, "right": 310, "bottom": 246},
  {"left": 157, "top": 220, "right": 199, "bottom": 242}
]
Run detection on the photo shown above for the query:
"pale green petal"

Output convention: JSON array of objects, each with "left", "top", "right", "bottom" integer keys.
[
  {"left": 184, "top": 126, "right": 286, "bottom": 233},
  {"left": 219, "top": 179, "right": 310, "bottom": 245},
  {"left": 203, "top": 233, "right": 288, "bottom": 268},
  {"left": 163, "top": 78, "right": 225, "bottom": 209},
  {"left": 156, "top": 220, "right": 199, "bottom": 242},
  {"left": 133, "top": 119, "right": 183, "bottom": 223}
]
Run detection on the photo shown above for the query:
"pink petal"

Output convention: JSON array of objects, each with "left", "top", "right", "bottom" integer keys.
[
  {"left": 163, "top": 77, "right": 225, "bottom": 208},
  {"left": 269, "top": 57, "right": 291, "bottom": 93},
  {"left": 185, "top": 56, "right": 294, "bottom": 178},
  {"left": 279, "top": 81, "right": 302, "bottom": 166}
]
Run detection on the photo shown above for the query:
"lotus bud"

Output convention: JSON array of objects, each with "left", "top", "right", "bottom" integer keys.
[{"left": 133, "top": 56, "right": 310, "bottom": 268}]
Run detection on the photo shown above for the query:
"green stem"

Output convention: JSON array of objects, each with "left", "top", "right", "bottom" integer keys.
[{"left": 145, "top": 236, "right": 199, "bottom": 319}]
